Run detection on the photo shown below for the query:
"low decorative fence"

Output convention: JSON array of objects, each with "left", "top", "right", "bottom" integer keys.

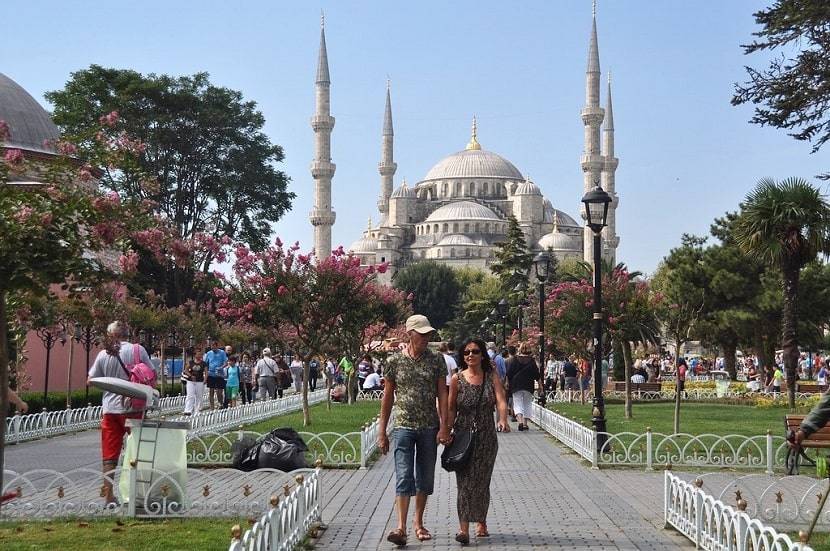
[
  {"left": 543, "top": 389, "right": 820, "bottom": 403},
  {"left": 664, "top": 471, "right": 813, "bottom": 550},
  {"left": 529, "top": 402, "right": 597, "bottom": 465},
  {"left": 1, "top": 465, "right": 317, "bottom": 520},
  {"left": 4, "top": 394, "right": 187, "bottom": 444},
  {"left": 187, "top": 412, "right": 393, "bottom": 468},
  {"left": 228, "top": 467, "right": 322, "bottom": 551}
]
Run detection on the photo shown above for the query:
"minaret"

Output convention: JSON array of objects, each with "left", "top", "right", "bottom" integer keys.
[
  {"left": 310, "top": 13, "right": 336, "bottom": 260},
  {"left": 377, "top": 80, "right": 396, "bottom": 225},
  {"left": 580, "top": 1, "right": 605, "bottom": 263},
  {"left": 602, "top": 72, "right": 620, "bottom": 264}
]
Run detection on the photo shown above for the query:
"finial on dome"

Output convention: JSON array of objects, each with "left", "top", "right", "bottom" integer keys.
[{"left": 466, "top": 115, "right": 481, "bottom": 151}]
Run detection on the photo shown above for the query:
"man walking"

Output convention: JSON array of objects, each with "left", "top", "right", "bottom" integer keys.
[
  {"left": 205, "top": 340, "right": 228, "bottom": 409},
  {"left": 87, "top": 321, "right": 153, "bottom": 504},
  {"left": 379, "top": 314, "right": 451, "bottom": 546}
]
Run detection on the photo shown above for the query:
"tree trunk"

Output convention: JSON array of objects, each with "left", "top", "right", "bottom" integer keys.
[
  {"left": 621, "top": 340, "right": 633, "bottom": 419},
  {"left": 66, "top": 337, "right": 75, "bottom": 409},
  {"left": 722, "top": 341, "right": 737, "bottom": 381},
  {"left": 0, "top": 289, "right": 10, "bottom": 514},
  {"left": 302, "top": 360, "right": 310, "bottom": 427},
  {"left": 782, "top": 265, "right": 800, "bottom": 410}
]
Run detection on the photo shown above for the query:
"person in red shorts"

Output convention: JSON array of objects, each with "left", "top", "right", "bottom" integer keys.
[{"left": 87, "top": 321, "right": 153, "bottom": 504}]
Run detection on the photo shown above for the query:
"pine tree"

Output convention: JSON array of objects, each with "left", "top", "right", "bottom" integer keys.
[{"left": 489, "top": 215, "right": 533, "bottom": 292}]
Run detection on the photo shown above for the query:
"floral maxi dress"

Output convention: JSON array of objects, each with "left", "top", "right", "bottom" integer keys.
[{"left": 454, "top": 372, "right": 498, "bottom": 523}]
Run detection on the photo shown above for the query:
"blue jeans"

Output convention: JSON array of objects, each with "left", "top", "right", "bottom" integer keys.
[{"left": 392, "top": 427, "right": 438, "bottom": 496}]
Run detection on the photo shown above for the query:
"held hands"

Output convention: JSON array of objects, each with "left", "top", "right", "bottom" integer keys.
[
  {"left": 378, "top": 433, "right": 390, "bottom": 455},
  {"left": 437, "top": 428, "right": 452, "bottom": 446},
  {"left": 497, "top": 420, "right": 511, "bottom": 433}
]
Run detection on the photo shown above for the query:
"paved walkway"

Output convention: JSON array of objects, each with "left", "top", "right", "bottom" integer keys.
[
  {"left": 5, "top": 430, "right": 101, "bottom": 473},
  {"left": 314, "top": 425, "right": 692, "bottom": 550}
]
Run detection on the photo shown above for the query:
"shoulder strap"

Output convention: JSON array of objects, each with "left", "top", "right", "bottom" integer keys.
[{"left": 114, "top": 353, "right": 131, "bottom": 378}]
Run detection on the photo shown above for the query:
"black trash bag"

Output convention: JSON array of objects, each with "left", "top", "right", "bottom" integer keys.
[
  {"left": 232, "top": 436, "right": 262, "bottom": 472},
  {"left": 256, "top": 427, "right": 309, "bottom": 471}
]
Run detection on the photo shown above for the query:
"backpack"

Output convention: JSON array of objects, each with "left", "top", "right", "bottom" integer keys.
[{"left": 118, "top": 343, "right": 158, "bottom": 412}]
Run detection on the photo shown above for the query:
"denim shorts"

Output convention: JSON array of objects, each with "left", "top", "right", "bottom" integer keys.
[{"left": 392, "top": 427, "right": 438, "bottom": 496}]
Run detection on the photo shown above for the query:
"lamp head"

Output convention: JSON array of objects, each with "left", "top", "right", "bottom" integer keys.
[
  {"left": 581, "top": 185, "right": 611, "bottom": 234},
  {"left": 534, "top": 251, "right": 552, "bottom": 282}
]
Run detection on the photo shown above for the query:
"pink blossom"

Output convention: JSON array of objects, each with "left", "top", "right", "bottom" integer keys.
[
  {"left": 377, "top": 262, "right": 388, "bottom": 274},
  {"left": 118, "top": 250, "right": 140, "bottom": 274},
  {"left": 275, "top": 237, "right": 283, "bottom": 247},
  {"left": 99, "top": 110, "right": 119, "bottom": 127},
  {"left": 78, "top": 165, "right": 93, "bottom": 182},
  {"left": 407, "top": 292, "right": 415, "bottom": 301},
  {"left": 13, "top": 206, "right": 33, "bottom": 223},
  {"left": 0, "top": 120, "right": 9, "bottom": 141},
  {"left": 40, "top": 213, "right": 53, "bottom": 226},
  {"left": 277, "top": 285, "right": 287, "bottom": 295},
  {"left": 4, "top": 148, "right": 24, "bottom": 167},
  {"left": 56, "top": 141, "right": 78, "bottom": 156}
]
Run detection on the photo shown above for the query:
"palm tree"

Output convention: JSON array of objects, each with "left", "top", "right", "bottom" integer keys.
[{"left": 733, "top": 177, "right": 830, "bottom": 408}]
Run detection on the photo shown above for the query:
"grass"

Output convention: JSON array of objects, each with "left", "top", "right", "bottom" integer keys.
[
  {"left": 551, "top": 401, "right": 808, "bottom": 437},
  {"left": 0, "top": 518, "right": 246, "bottom": 551},
  {"left": 794, "top": 533, "right": 830, "bottom": 550}
]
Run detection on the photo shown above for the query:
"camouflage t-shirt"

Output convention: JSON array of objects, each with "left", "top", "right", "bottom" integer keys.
[{"left": 384, "top": 348, "right": 446, "bottom": 429}]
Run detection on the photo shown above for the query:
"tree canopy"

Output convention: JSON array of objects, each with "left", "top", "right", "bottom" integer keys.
[
  {"left": 392, "top": 261, "right": 461, "bottom": 329},
  {"left": 489, "top": 214, "right": 532, "bottom": 292}
]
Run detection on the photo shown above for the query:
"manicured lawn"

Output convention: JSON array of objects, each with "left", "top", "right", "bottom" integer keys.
[
  {"left": 551, "top": 401, "right": 807, "bottom": 436},
  {"left": 0, "top": 518, "right": 244, "bottom": 551}
]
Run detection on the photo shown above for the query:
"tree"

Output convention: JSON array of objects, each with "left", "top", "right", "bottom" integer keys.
[
  {"left": 393, "top": 261, "right": 460, "bottom": 329},
  {"left": 46, "top": 66, "right": 295, "bottom": 305},
  {"left": 443, "top": 269, "right": 503, "bottom": 343},
  {"left": 732, "top": 0, "right": 830, "bottom": 178},
  {"left": 733, "top": 177, "right": 830, "bottom": 408},
  {"left": 489, "top": 215, "right": 533, "bottom": 292}
]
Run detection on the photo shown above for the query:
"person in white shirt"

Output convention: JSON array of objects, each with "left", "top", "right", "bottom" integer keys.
[
  {"left": 363, "top": 367, "right": 383, "bottom": 391},
  {"left": 439, "top": 341, "right": 458, "bottom": 387}
]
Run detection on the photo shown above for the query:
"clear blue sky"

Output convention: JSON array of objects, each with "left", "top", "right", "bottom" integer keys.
[{"left": 6, "top": 0, "right": 827, "bottom": 274}]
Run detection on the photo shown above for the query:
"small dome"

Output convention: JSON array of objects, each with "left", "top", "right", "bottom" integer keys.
[
  {"left": 423, "top": 149, "right": 523, "bottom": 182},
  {"left": 543, "top": 202, "right": 580, "bottom": 228},
  {"left": 0, "top": 73, "right": 59, "bottom": 155},
  {"left": 538, "top": 230, "right": 581, "bottom": 251},
  {"left": 391, "top": 181, "right": 415, "bottom": 198},
  {"left": 436, "top": 234, "right": 477, "bottom": 247},
  {"left": 514, "top": 180, "right": 542, "bottom": 196},
  {"left": 348, "top": 235, "right": 378, "bottom": 254},
  {"left": 424, "top": 200, "right": 501, "bottom": 223}
]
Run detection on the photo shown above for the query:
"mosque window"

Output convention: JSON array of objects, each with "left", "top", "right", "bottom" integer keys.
[
  {"left": 483, "top": 182, "right": 489, "bottom": 195},
  {"left": 464, "top": 223, "right": 469, "bottom": 233},
  {"left": 474, "top": 223, "right": 480, "bottom": 233},
  {"left": 450, "top": 248, "right": 455, "bottom": 258},
  {"left": 425, "top": 225, "right": 430, "bottom": 234},
  {"left": 442, "top": 182, "right": 448, "bottom": 196},
  {"left": 470, "top": 182, "right": 476, "bottom": 196},
  {"left": 381, "top": 257, "right": 385, "bottom": 263},
  {"left": 434, "top": 224, "right": 439, "bottom": 233},
  {"left": 453, "top": 223, "right": 459, "bottom": 233},
  {"left": 443, "top": 223, "right": 448, "bottom": 233},
  {"left": 437, "top": 249, "right": 441, "bottom": 258},
  {"left": 455, "top": 182, "right": 461, "bottom": 195},
  {"left": 484, "top": 223, "right": 490, "bottom": 233}
]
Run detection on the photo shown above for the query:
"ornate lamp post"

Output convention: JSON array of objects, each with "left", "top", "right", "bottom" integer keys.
[
  {"left": 581, "top": 184, "right": 612, "bottom": 451},
  {"left": 497, "top": 299, "right": 508, "bottom": 348},
  {"left": 533, "top": 252, "right": 552, "bottom": 407},
  {"left": 513, "top": 281, "right": 529, "bottom": 341},
  {"left": 36, "top": 325, "right": 66, "bottom": 403},
  {"left": 76, "top": 325, "right": 97, "bottom": 401}
]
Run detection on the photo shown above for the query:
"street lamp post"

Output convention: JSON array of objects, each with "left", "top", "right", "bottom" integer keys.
[
  {"left": 36, "top": 325, "right": 66, "bottom": 403},
  {"left": 582, "top": 183, "right": 612, "bottom": 452},
  {"left": 497, "top": 299, "right": 508, "bottom": 347},
  {"left": 76, "top": 325, "right": 97, "bottom": 401},
  {"left": 533, "top": 252, "right": 552, "bottom": 407}
]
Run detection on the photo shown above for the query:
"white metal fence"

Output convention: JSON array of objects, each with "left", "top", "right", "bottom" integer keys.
[
  {"left": 529, "top": 402, "right": 597, "bottom": 466},
  {"left": 664, "top": 471, "right": 813, "bottom": 550},
  {"left": 228, "top": 467, "right": 322, "bottom": 551}
]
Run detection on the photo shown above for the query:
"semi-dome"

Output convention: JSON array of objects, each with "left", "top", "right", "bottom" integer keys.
[
  {"left": 348, "top": 235, "right": 378, "bottom": 254},
  {"left": 390, "top": 181, "right": 415, "bottom": 198},
  {"left": 424, "top": 200, "right": 501, "bottom": 223},
  {"left": 422, "top": 149, "right": 523, "bottom": 182},
  {"left": 436, "top": 234, "right": 477, "bottom": 247},
  {"left": 0, "top": 73, "right": 59, "bottom": 155},
  {"left": 543, "top": 201, "right": 581, "bottom": 228},
  {"left": 514, "top": 179, "right": 542, "bottom": 196},
  {"left": 538, "top": 230, "right": 581, "bottom": 251}
]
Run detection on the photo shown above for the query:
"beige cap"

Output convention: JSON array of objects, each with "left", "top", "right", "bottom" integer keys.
[{"left": 405, "top": 314, "right": 436, "bottom": 334}]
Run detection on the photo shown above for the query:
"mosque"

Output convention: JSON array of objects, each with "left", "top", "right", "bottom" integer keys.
[{"left": 309, "top": 7, "right": 620, "bottom": 283}]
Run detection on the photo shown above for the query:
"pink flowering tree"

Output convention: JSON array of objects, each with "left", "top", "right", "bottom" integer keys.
[{"left": 215, "top": 242, "right": 408, "bottom": 423}]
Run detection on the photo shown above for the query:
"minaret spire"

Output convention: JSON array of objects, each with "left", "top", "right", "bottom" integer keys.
[
  {"left": 310, "top": 15, "right": 336, "bottom": 260},
  {"left": 602, "top": 71, "right": 620, "bottom": 263},
  {"left": 377, "top": 80, "right": 397, "bottom": 223},
  {"left": 581, "top": 1, "right": 605, "bottom": 263}
]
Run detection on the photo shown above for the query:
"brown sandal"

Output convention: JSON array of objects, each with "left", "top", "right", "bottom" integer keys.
[
  {"left": 387, "top": 528, "right": 407, "bottom": 547},
  {"left": 415, "top": 527, "right": 432, "bottom": 541},
  {"left": 455, "top": 532, "right": 470, "bottom": 545},
  {"left": 476, "top": 525, "right": 490, "bottom": 537}
]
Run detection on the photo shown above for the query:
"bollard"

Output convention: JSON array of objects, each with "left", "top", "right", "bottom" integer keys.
[{"left": 645, "top": 428, "right": 654, "bottom": 471}]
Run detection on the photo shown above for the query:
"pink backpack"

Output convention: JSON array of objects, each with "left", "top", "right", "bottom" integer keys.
[{"left": 119, "top": 343, "right": 158, "bottom": 412}]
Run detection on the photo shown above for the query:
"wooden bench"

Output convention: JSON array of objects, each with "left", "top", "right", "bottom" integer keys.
[
  {"left": 785, "top": 414, "right": 830, "bottom": 475},
  {"left": 612, "top": 382, "right": 662, "bottom": 393},
  {"left": 797, "top": 383, "right": 827, "bottom": 394}
]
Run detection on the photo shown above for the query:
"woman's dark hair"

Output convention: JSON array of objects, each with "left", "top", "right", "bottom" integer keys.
[
  {"left": 677, "top": 357, "right": 687, "bottom": 367},
  {"left": 457, "top": 338, "right": 492, "bottom": 374}
]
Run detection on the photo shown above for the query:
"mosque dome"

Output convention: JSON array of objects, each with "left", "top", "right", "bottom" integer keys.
[
  {"left": 538, "top": 230, "right": 581, "bottom": 251},
  {"left": 348, "top": 235, "right": 379, "bottom": 254},
  {"left": 424, "top": 200, "right": 501, "bottom": 223},
  {"left": 390, "top": 181, "right": 415, "bottom": 198},
  {"left": 543, "top": 200, "right": 580, "bottom": 228},
  {"left": 514, "top": 179, "right": 542, "bottom": 196},
  {"left": 436, "top": 234, "right": 477, "bottom": 247},
  {"left": 0, "top": 73, "right": 59, "bottom": 155},
  {"left": 423, "top": 149, "right": 523, "bottom": 182}
]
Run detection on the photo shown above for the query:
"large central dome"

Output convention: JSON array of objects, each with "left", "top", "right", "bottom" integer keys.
[
  {"left": 423, "top": 148, "right": 523, "bottom": 182},
  {"left": 0, "top": 73, "right": 59, "bottom": 155}
]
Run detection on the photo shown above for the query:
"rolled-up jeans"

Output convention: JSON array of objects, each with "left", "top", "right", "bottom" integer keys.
[{"left": 392, "top": 427, "right": 439, "bottom": 496}]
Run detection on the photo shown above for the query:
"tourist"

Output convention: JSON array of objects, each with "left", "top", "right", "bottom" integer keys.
[
  {"left": 631, "top": 367, "right": 646, "bottom": 384},
  {"left": 204, "top": 340, "right": 228, "bottom": 409},
  {"left": 505, "top": 342, "right": 539, "bottom": 431},
  {"left": 747, "top": 362, "right": 760, "bottom": 392},
  {"left": 449, "top": 337, "right": 510, "bottom": 544},
  {"left": 578, "top": 357, "right": 592, "bottom": 404},
  {"left": 290, "top": 354, "right": 304, "bottom": 393},
  {"left": 182, "top": 346, "right": 206, "bottom": 415},
  {"left": 239, "top": 352, "right": 255, "bottom": 404},
  {"left": 486, "top": 342, "right": 506, "bottom": 381},
  {"left": 7, "top": 387, "right": 28, "bottom": 414},
  {"left": 439, "top": 342, "right": 459, "bottom": 387},
  {"left": 563, "top": 356, "right": 579, "bottom": 401},
  {"left": 363, "top": 367, "right": 383, "bottom": 391},
  {"left": 818, "top": 363, "right": 828, "bottom": 387},
  {"left": 358, "top": 354, "right": 374, "bottom": 388},
  {"left": 772, "top": 364, "right": 784, "bottom": 395},
  {"left": 544, "top": 353, "right": 557, "bottom": 393},
  {"left": 308, "top": 356, "right": 320, "bottom": 392},
  {"left": 224, "top": 355, "right": 241, "bottom": 407},
  {"left": 276, "top": 355, "right": 291, "bottom": 398},
  {"left": 339, "top": 355, "right": 356, "bottom": 398},
  {"left": 87, "top": 321, "right": 152, "bottom": 504},
  {"left": 378, "top": 314, "right": 450, "bottom": 547},
  {"left": 255, "top": 348, "right": 280, "bottom": 400},
  {"left": 676, "top": 357, "right": 688, "bottom": 398}
]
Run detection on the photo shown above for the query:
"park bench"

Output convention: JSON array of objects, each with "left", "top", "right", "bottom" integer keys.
[
  {"left": 611, "top": 382, "right": 662, "bottom": 396},
  {"left": 796, "top": 383, "right": 827, "bottom": 394},
  {"left": 785, "top": 414, "right": 830, "bottom": 475}
]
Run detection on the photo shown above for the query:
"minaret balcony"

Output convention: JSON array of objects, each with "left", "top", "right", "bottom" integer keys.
[
  {"left": 309, "top": 208, "right": 336, "bottom": 226},
  {"left": 603, "top": 157, "right": 619, "bottom": 171},
  {"left": 310, "top": 161, "right": 336, "bottom": 178},
  {"left": 580, "top": 107, "right": 604, "bottom": 125},
  {"left": 310, "top": 115, "right": 335, "bottom": 131},
  {"left": 378, "top": 161, "right": 397, "bottom": 175},
  {"left": 580, "top": 155, "right": 603, "bottom": 171}
]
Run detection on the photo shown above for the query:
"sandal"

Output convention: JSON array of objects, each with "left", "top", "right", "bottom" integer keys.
[
  {"left": 415, "top": 527, "right": 432, "bottom": 541},
  {"left": 476, "top": 524, "right": 490, "bottom": 537},
  {"left": 387, "top": 528, "right": 407, "bottom": 547},
  {"left": 455, "top": 532, "right": 470, "bottom": 546}
]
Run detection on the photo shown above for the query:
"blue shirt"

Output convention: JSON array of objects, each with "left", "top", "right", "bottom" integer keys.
[
  {"left": 225, "top": 364, "right": 240, "bottom": 387},
  {"left": 205, "top": 349, "right": 228, "bottom": 377},
  {"left": 494, "top": 354, "right": 507, "bottom": 380}
]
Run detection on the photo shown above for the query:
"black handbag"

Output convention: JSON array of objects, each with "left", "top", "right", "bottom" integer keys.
[{"left": 441, "top": 378, "right": 486, "bottom": 472}]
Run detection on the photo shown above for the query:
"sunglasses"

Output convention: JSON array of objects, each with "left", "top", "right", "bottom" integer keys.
[{"left": 463, "top": 349, "right": 482, "bottom": 356}]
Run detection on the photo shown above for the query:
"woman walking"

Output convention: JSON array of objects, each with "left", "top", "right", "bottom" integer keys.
[
  {"left": 448, "top": 338, "right": 510, "bottom": 545},
  {"left": 239, "top": 352, "right": 255, "bottom": 404},
  {"left": 290, "top": 354, "right": 304, "bottom": 393},
  {"left": 506, "top": 343, "right": 540, "bottom": 431},
  {"left": 182, "top": 346, "right": 206, "bottom": 415}
]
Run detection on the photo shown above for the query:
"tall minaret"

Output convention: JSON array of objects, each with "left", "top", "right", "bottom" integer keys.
[
  {"left": 580, "top": 1, "right": 605, "bottom": 263},
  {"left": 602, "top": 72, "right": 620, "bottom": 264},
  {"left": 310, "top": 13, "right": 336, "bottom": 260},
  {"left": 377, "top": 80, "right": 396, "bottom": 225}
]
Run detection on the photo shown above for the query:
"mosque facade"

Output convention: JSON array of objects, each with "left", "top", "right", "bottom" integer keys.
[{"left": 310, "top": 8, "right": 620, "bottom": 282}]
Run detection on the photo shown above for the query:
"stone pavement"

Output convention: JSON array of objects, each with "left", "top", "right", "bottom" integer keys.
[
  {"left": 5, "top": 429, "right": 101, "bottom": 474},
  {"left": 314, "top": 424, "right": 692, "bottom": 550}
]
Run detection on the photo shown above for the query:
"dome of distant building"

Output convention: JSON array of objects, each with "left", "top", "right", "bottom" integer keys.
[
  {"left": 538, "top": 230, "right": 581, "bottom": 251},
  {"left": 424, "top": 200, "right": 501, "bottom": 223},
  {"left": 0, "top": 73, "right": 59, "bottom": 155},
  {"left": 514, "top": 179, "right": 542, "bottom": 196},
  {"left": 423, "top": 148, "right": 523, "bottom": 182},
  {"left": 390, "top": 181, "right": 415, "bottom": 198},
  {"left": 348, "top": 235, "right": 379, "bottom": 254},
  {"left": 436, "top": 234, "right": 478, "bottom": 247}
]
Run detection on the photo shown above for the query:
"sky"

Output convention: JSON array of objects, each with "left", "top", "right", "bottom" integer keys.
[{"left": 5, "top": 0, "right": 828, "bottom": 275}]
